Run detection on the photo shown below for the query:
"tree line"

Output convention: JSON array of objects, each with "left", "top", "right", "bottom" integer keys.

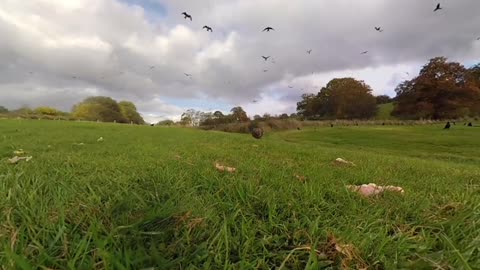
[
  {"left": 0, "top": 96, "right": 145, "bottom": 124},
  {"left": 296, "top": 57, "right": 480, "bottom": 120}
]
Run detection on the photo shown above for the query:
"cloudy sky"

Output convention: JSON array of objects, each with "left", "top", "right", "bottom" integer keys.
[{"left": 1, "top": 0, "right": 479, "bottom": 123}]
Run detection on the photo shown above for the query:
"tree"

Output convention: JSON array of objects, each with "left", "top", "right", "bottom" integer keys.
[
  {"left": 296, "top": 93, "right": 320, "bottom": 118},
  {"left": 213, "top": 111, "right": 224, "bottom": 118},
  {"left": 393, "top": 57, "right": 480, "bottom": 119},
  {"left": 180, "top": 109, "right": 210, "bottom": 126},
  {"left": 157, "top": 120, "right": 175, "bottom": 126},
  {"left": 34, "top": 106, "right": 64, "bottom": 116},
  {"left": 72, "top": 96, "right": 127, "bottom": 122},
  {"left": 230, "top": 106, "right": 249, "bottom": 122},
  {"left": 297, "top": 78, "right": 377, "bottom": 119},
  {"left": 279, "top": 113, "right": 289, "bottom": 119},
  {"left": 0, "top": 106, "right": 8, "bottom": 113},
  {"left": 118, "top": 101, "right": 144, "bottom": 124},
  {"left": 376, "top": 95, "right": 392, "bottom": 104}
]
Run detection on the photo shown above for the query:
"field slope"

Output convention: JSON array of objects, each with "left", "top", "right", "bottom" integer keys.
[{"left": 0, "top": 120, "right": 479, "bottom": 269}]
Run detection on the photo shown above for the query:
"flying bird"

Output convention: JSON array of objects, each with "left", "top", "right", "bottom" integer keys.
[
  {"left": 306, "top": 49, "right": 312, "bottom": 54},
  {"left": 434, "top": 3, "right": 442, "bottom": 12},
  {"left": 182, "top": 12, "right": 192, "bottom": 20},
  {"left": 262, "top": 27, "right": 274, "bottom": 32},
  {"left": 361, "top": 51, "right": 369, "bottom": 55},
  {"left": 149, "top": 66, "right": 155, "bottom": 69},
  {"left": 253, "top": 100, "right": 258, "bottom": 103},
  {"left": 405, "top": 72, "right": 410, "bottom": 75},
  {"left": 261, "top": 56, "right": 270, "bottom": 61},
  {"left": 263, "top": 69, "right": 268, "bottom": 72},
  {"left": 288, "top": 86, "right": 293, "bottom": 88},
  {"left": 184, "top": 73, "right": 192, "bottom": 77},
  {"left": 476, "top": 37, "right": 480, "bottom": 41},
  {"left": 374, "top": 27, "right": 383, "bottom": 32},
  {"left": 203, "top": 25, "right": 213, "bottom": 32}
]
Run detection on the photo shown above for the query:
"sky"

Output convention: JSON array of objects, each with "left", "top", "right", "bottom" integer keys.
[{"left": 1, "top": 0, "right": 479, "bottom": 123}]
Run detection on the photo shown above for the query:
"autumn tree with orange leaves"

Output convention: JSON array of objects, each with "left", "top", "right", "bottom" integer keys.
[{"left": 393, "top": 57, "right": 480, "bottom": 119}]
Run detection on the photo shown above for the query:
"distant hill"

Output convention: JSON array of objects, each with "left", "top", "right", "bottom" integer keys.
[{"left": 376, "top": 103, "right": 396, "bottom": 120}]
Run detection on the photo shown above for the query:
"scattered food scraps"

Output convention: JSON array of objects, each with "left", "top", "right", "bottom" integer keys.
[
  {"left": 295, "top": 174, "right": 307, "bottom": 183},
  {"left": 13, "top": 149, "right": 26, "bottom": 155},
  {"left": 333, "top": 158, "right": 356, "bottom": 166},
  {"left": 346, "top": 183, "right": 405, "bottom": 197},
  {"left": 97, "top": 137, "right": 104, "bottom": 142},
  {"left": 215, "top": 163, "right": 236, "bottom": 173},
  {"left": 73, "top": 143, "right": 85, "bottom": 146},
  {"left": 8, "top": 156, "right": 33, "bottom": 164}
]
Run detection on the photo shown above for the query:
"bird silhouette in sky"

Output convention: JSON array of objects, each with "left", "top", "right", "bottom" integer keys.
[
  {"left": 184, "top": 73, "right": 193, "bottom": 79},
  {"left": 149, "top": 66, "right": 155, "bottom": 69},
  {"left": 307, "top": 49, "right": 312, "bottom": 54},
  {"left": 182, "top": 12, "right": 192, "bottom": 20},
  {"left": 203, "top": 26, "right": 213, "bottom": 32},
  {"left": 263, "top": 69, "right": 268, "bottom": 72},
  {"left": 288, "top": 86, "right": 293, "bottom": 88},
  {"left": 262, "top": 56, "right": 270, "bottom": 61},
  {"left": 374, "top": 27, "right": 383, "bottom": 32},
  {"left": 434, "top": 3, "right": 442, "bottom": 12},
  {"left": 361, "top": 51, "right": 369, "bottom": 55},
  {"left": 262, "top": 27, "right": 274, "bottom": 32}
]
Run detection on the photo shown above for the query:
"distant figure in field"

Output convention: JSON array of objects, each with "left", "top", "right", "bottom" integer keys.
[
  {"left": 382, "top": 122, "right": 385, "bottom": 126},
  {"left": 330, "top": 123, "right": 334, "bottom": 127},
  {"left": 150, "top": 124, "right": 154, "bottom": 126},
  {"left": 444, "top": 122, "right": 451, "bottom": 129},
  {"left": 468, "top": 122, "right": 473, "bottom": 127},
  {"left": 297, "top": 127, "right": 301, "bottom": 130},
  {"left": 452, "top": 122, "right": 456, "bottom": 125}
]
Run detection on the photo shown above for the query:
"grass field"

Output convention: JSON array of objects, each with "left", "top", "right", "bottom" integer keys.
[
  {"left": 1, "top": 120, "right": 479, "bottom": 269},
  {"left": 376, "top": 103, "right": 396, "bottom": 120}
]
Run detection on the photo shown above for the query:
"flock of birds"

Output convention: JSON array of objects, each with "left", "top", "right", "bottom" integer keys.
[
  {"left": 25, "top": 3, "right": 480, "bottom": 110},
  {"left": 444, "top": 121, "right": 474, "bottom": 129}
]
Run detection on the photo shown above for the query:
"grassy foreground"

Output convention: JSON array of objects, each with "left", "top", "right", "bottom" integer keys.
[{"left": 0, "top": 120, "right": 479, "bottom": 269}]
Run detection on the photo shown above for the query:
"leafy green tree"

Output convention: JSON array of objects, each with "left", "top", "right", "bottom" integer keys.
[
  {"left": 230, "top": 106, "right": 249, "bottom": 122},
  {"left": 118, "top": 101, "right": 144, "bottom": 124},
  {"left": 34, "top": 106, "right": 64, "bottom": 116},
  {"left": 157, "top": 120, "right": 175, "bottom": 126},
  {"left": 72, "top": 96, "right": 126, "bottom": 122},
  {"left": 376, "top": 95, "right": 392, "bottom": 104},
  {"left": 0, "top": 106, "right": 8, "bottom": 113},
  {"left": 297, "top": 78, "right": 377, "bottom": 119}
]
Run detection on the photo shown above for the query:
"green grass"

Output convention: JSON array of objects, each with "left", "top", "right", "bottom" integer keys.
[
  {"left": 376, "top": 103, "right": 396, "bottom": 120},
  {"left": 0, "top": 120, "right": 479, "bottom": 269}
]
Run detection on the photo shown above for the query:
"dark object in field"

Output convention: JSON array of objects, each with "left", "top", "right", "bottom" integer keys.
[
  {"left": 382, "top": 122, "right": 385, "bottom": 126},
  {"left": 297, "top": 127, "right": 301, "bottom": 130},
  {"left": 453, "top": 122, "right": 455, "bottom": 125},
  {"left": 434, "top": 3, "right": 442, "bottom": 12},
  {"left": 150, "top": 124, "right": 154, "bottom": 126},
  {"left": 444, "top": 122, "right": 451, "bottom": 129},
  {"left": 251, "top": 127, "right": 264, "bottom": 139},
  {"left": 468, "top": 122, "right": 473, "bottom": 127},
  {"left": 330, "top": 123, "right": 334, "bottom": 127},
  {"left": 182, "top": 12, "right": 192, "bottom": 20},
  {"left": 203, "top": 25, "right": 213, "bottom": 32},
  {"left": 263, "top": 27, "right": 274, "bottom": 32}
]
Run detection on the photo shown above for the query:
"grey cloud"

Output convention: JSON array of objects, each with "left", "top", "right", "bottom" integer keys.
[{"left": 0, "top": 0, "right": 479, "bottom": 115}]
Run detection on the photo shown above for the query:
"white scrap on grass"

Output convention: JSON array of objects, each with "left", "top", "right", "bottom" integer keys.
[
  {"left": 13, "top": 149, "right": 26, "bottom": 155},
  {"left": 334, "top": 158, "right": 356, "bottom": 166},
  {"left": 8, "top": 156, "right": 33, "bottom": 164},
  {"left": 346, "top": 183, "right": 405, "bottom": 197},
  {"left": 215, "top": 163, "right": 236, "bottom": 173},
  {"left": 97, "top": 137, "right": 104, "bottom": 142},
  {"left": 73, "top": 142, "right": 85, "bottom": 146}
]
